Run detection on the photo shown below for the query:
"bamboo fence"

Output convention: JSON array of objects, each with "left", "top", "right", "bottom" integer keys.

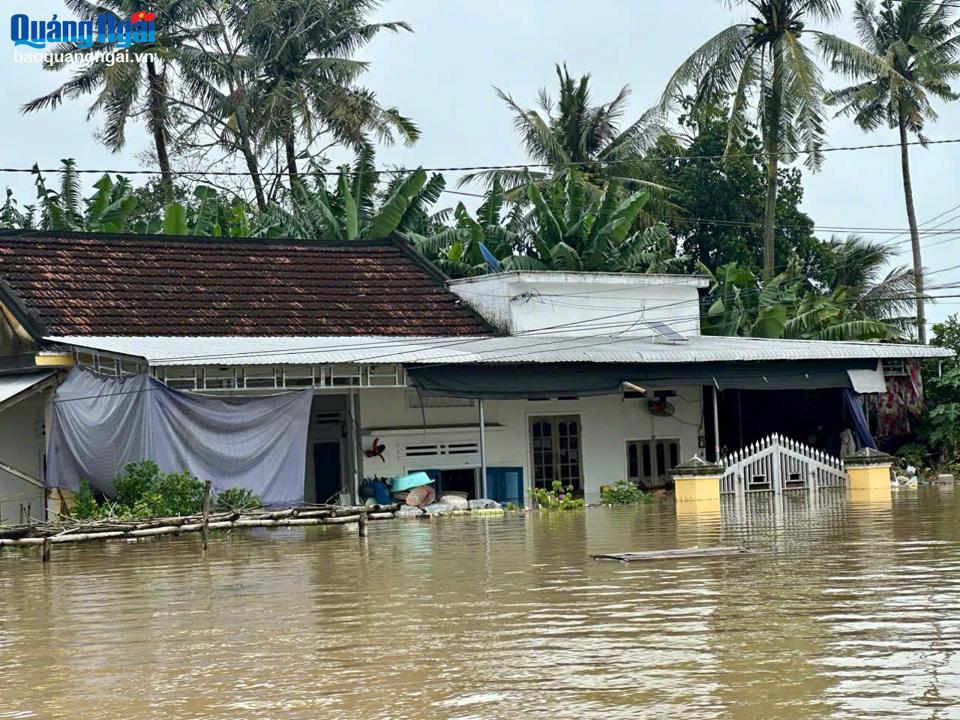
[{"left": 0, "top": 503, "right": 400, "bottom": 559}]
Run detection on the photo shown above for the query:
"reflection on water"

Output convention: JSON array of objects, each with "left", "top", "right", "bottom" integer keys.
[{"left": 1, "top": 488, "right": 958, "bottom": 719}]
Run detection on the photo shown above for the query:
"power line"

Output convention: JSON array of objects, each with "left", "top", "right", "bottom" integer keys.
[{"left": 5, "top": 136, "right": 960, "bottom": 180}]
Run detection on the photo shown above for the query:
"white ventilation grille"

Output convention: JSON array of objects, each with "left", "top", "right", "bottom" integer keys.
[{"left": 404, "top": 441, "right": 480, "bottom": 458}]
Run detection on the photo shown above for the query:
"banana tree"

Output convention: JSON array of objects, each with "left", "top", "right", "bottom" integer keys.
[
  {"left": 408, "top": 175, "right": 524, "bottom": 277},
  {"left": 700, "top": 261, "right": 798, "bottom": 338},
  {"left": 255, "top": 147, "right": 441, "bottom": 241},
  {"left": 701, "top": 255, "right": 905, "bottom": 340},
  {"left": 161, "top": 186, "right": 251, "bottom": 237},
  {"left": 32, "top": 161, "right": 137, "bottom": 232},
  {"left": 517, "top": 171, "right": 685, "bottom": 273}
]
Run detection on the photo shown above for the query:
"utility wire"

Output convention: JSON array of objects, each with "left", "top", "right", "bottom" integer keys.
[{"left": 5, "top": 136, "right": 960, "bottom": 179}]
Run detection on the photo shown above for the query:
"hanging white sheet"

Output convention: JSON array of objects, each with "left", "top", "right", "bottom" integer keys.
[{"left": 47, "top": 368, "right": 312, "bottom": 505}]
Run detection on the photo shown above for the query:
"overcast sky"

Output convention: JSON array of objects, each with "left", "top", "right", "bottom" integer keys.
[{"left": 4, "top": 0, "right": 960, "bottom": 327}]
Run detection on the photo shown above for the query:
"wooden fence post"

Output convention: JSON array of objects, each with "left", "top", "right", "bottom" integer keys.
[
  {"left": 201, "top": 480, "right": 211, "bottom": 552},
  {"left": 41, "top": 536, "right": 51, "bottom": 563},
  {"left": 358, "top": 507, "right": 368, "bottom": 537}
]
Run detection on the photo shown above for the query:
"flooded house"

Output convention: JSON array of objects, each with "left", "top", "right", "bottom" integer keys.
[{"left": 0, "top": 230, "right": 949, "bottom": 522}]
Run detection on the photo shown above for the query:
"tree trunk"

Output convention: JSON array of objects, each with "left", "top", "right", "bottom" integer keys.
[
  {"left": 145, "top": 58, "right": 174, "bottom": 203},
  {"left": 285, "top": 130, "right": 299, "bottom": 189},
  {"left": 241, "top": 143, "right": 266, "bottom": 212},
  {"left": 763, "top": 151, "right": 779, "bottom": 280},
  {"left": 898, "top": 110, "right": 926, "bottom": 343},
  {"left": 762, "top": 41, "right": 784, "bottom": 281}
]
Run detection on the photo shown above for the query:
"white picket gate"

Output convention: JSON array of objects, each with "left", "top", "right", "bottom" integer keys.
[{"left": 720, "top": 434, "right": 846, "bottom": 496}]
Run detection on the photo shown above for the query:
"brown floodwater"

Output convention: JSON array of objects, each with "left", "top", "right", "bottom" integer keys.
[{"left": 1, "top": 488, "right": 959, "bottom": 720}]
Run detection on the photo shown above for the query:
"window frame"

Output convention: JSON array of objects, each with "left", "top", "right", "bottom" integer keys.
[
  {"left": 528, "top": 414, "right": 583, "bottom": 492},
  {"left": 626, "top": 437, "right": 681, "bottom": 489}
]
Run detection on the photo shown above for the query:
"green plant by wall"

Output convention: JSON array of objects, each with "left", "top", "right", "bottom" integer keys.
[
  {"left": 98, "top": 461, "right": 206, "bottom": 518},
  {"left": 531, "top": 480, "right": 584, "bottom": 510},
  {"left": 72, "top": 480, "right": 99, "bottom": 520},
  {"left": 114, "top": 460, "right": 163, "bottom": 508},
  {"left": 151, "top": 471, "right": 205, "bottom": 516},
  {"left": 601, "top": 480, "right": 653, "bottom": 506},
  {"left": 214, "top": 487, "right": 262, "bottom": 512}
]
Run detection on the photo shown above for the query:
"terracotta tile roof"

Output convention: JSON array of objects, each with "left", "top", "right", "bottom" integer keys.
[{"left": 0, "top": 232, "right": 494, "bottom": 337}]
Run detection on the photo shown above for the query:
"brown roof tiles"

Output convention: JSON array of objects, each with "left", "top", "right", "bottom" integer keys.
[{"left": 0, "top": 232, "right": 493, "bottom": 337}]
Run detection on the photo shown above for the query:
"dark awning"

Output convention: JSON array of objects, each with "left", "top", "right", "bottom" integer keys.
[{"left": 407, "top": 359, "right": 879, "bottom": 399}]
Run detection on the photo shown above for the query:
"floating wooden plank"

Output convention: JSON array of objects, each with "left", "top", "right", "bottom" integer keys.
[{"left": 592, "top": 546, "right": 755, "bottom": 562}]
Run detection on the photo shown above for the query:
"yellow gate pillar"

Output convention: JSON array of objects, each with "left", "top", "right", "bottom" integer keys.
[
  {"left": 845, "top": 447, "right": 893, "bottom": 503},
  {"left": 670, "top": 456, "right": 722, "bottom": 513}
]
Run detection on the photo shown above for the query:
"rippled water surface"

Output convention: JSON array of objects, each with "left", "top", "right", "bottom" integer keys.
[{"left": 2, "top": 488, "right": 959, "bottom": 719}]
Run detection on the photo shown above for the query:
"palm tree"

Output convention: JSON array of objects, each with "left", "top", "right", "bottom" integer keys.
[
  {"left": 814, "top": 233, "right": 919, "bottom": 335},
  {"left": 701, "top": 234, "right": 915, "bottom": 340},
  {"left": 462, "top": 64, "right": 667, "bottom": 195},
  {"left": 823, "top": 0, "right": 960, "bottom": 343},
  {"left": 660, "top": 0, "right": 879, "bottom": 280},
  {"left": 22, "top": 0, "right": 201, "bottom": 201},
  {"left": 228, "top": 0, "right": 419, "bottom": 188}
]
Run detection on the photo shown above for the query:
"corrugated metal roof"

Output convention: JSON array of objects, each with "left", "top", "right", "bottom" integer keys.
[
  {"left": 45, "top": 334, "right": 953, "bottom": 367},
  {"left": 0, "top": 371, "right": 56, "bottom": 410}
]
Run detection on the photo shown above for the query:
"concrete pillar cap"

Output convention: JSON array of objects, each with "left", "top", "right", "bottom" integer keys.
[
  {"left": 670, "top": 455, "right": 722, "bottom": 477},
  {"left": 844, "top": 447, "right": 894, "bottom": 467}
]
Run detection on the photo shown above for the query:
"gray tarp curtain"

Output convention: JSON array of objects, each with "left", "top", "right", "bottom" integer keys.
[
  {"left": 408, "top": 360, "right": 880, "bottom": 399},
  {"left": 47, "top": 368, "right": 313, "bottom": 504},
  {"left": 843, "top": 388, "right": 878, "bottom": 450}
]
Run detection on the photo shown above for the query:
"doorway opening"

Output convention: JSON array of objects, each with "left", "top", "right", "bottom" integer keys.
[{"left": 304, "top": 394, "right": 350, "bottom": 504}]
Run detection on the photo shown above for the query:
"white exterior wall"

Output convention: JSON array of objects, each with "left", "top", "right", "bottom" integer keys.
[
  {"left": 359, "top": 386, "right": 703, "bottom": 504},
  {"left": 0, "top": 392, "right": 47, "bottom": 525},
  {"left": 448, "top": 272, "right": 708, "bottom": 338}
]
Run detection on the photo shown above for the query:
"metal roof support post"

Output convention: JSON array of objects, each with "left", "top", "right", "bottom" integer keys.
[
  {"left": 352, "top": 389, "right": 363, "bottom": 506},
  {"left": 712, "top": 384, "right": 721, "bottom": 464},
  {"left": 479, "top": 399, "right": 488, "bottom": 499}
]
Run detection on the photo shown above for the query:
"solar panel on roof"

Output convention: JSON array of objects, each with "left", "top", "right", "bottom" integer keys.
[{"left": 645, "top": 320, "right": 687, "bottom": 343}]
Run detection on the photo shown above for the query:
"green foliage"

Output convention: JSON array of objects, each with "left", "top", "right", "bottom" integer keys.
[
  {"left": 920, "top": 365, "right": 960, "bottom": 464},
  {"left": 600, "top": 480, "right": 653, "bottom": 506},
  {"left": 416, "top": 170, "right": 686, "bottom": 277},
  {"left": 646, "top": 100, "right": 819, "bottom": 276},
  {"left": 31, "top": 161, "right": 138, "bottom": 232},
  {"left": 214, "top": 487, "right": 262, "bottom": 512},
  {"left": 112, "top": 460, "right": 204, "bottom": 518},
  {"left": 700, "top": 234, "right": 912, "bottom": 341},
  {"left": 114, "top": 460, "right": 163, "bottom": 509},
  {"left": 71, "top": 480, "right": 99, "bottom": 520},
  {"left": 150, "top": 470, "right": 206, "bottom": 516},
  {"left": 531, "top": 480, "right": 585, "bottom": 511},
  {"left": 0, "top": 188, "right": 34, "bottom": 230},
  {"left": 824, "top": 0, "right": 960, "bottom": 141},
  {"left": 660, "top": 0, "right": 868, "bottom": 276},
  {"left": 901, "top": 316, "right": 960, "bottom": 469},
  {"left": 255, "top": 147, "right": 442, "bottom": 241},
  {"left": 822, "top": 0, "right": 960, "bottom": 338},
  {"left": 162, "top": 187, "right": 251, "bottom": 237},
  {"left": 895, "top": 442, "right": 928, "bottom": 472}
]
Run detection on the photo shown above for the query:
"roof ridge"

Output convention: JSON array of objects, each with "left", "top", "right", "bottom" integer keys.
[{"left": 0, "top": 229, "right": 396, "bottom": 249}]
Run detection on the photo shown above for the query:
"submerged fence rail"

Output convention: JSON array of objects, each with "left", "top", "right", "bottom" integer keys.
[
  {"left": 721, "top": 434, "right": 846, "bottom": 497},
  {"left": 0, "top": 504, "right": 400, "bottom": 557}
]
